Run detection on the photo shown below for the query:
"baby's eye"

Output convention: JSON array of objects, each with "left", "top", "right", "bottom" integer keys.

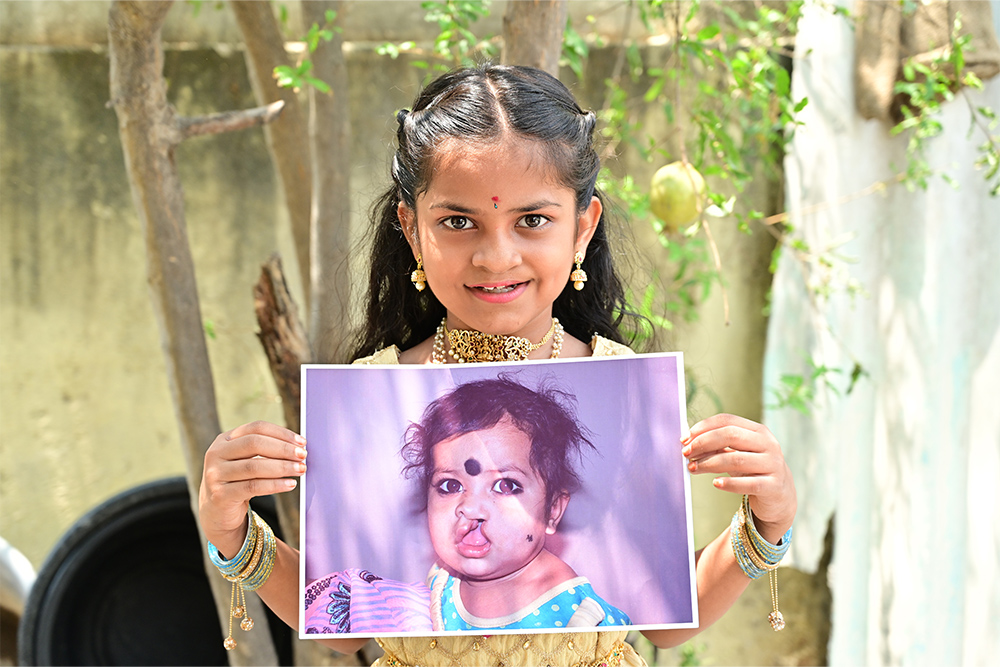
[
  {"left": 442, "top": 216, "right": 473, "bottom": 230},
  {"left": 492, "top": 478, "right": 523, "bottom": 495},
  {"left": 516, "top": 214, "right": 549, "bottom": 229},
  {"left": 434, "top": 479, "right": 463, "bottom": 494}
]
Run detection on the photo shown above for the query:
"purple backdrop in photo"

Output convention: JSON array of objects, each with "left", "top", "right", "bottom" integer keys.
[{"left": 300, "top": 354, "right": 695, "bottom": 635}]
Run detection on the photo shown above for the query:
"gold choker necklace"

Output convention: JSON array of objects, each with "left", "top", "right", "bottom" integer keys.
[{"left": 431, "top": 318, "right": 563, "bottom": 363}]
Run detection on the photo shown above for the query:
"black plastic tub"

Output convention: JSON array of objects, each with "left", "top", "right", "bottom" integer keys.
[{"left": 18, "top": 477, "right": 292, "bottom": 666}]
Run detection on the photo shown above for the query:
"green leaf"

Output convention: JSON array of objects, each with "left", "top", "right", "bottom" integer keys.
[
  {"left": 305, "top": 76, "right": 331, "bottom": 94},
  {"left": 644, "top": 76, "right": 666, "bottom": 103},
  {"left": 696, "top": 24, "right": 721, "bottom": 41}
]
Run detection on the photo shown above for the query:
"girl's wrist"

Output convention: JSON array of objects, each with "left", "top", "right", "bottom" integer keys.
[
  {"left": 754, "top": 517, "right": 793, "bottom": 546},
  {"left": 210, "top": 517, "right": 252, "bottom": 560}
]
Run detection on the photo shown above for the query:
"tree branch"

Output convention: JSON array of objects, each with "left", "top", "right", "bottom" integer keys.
[
  {"left": 108, "top": 1, "right": 278, "bottom": 662},
  {"left": 230, "top": 0, "right": 314, "bottom": 309},
  {"left": 178, "top": 100, "right": 285, "bottom": 140},
  {"left": 501, "top": 0, "right": 568, "bottom": 76}
]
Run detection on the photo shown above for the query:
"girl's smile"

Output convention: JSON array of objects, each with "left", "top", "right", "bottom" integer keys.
[
  {"left": 467, "top": 280, "right": 528, "bottom": 303},
  {"left": 401, "top": 138, "right": 601, "bottom": 343}
]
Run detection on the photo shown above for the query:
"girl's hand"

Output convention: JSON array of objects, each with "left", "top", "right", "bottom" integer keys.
[
  {"left": 198, "top": 421, "right": 307, "bottom": 557},
  {"left": 682, "top": 414, "right": 796, "bottom": 543}
]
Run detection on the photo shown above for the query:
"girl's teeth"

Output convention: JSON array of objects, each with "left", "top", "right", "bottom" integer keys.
[{"left": 480, "top": 285, "right": 515, "bottom": 293}]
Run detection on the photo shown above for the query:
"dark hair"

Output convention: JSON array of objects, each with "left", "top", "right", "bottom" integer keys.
[
  {"left": 400, "top": 373, "right": 595, "bottom": 512},
  {"left": 347, "top": 63, "right": 642, "bottom": 360}
]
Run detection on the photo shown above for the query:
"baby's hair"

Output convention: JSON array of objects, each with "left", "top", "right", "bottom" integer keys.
[
  {"left": 401, "top": 373, "right": 596, "bottom": 512},
  {"left": 348, "top": 63, "right": 643, "bottom": 361}
]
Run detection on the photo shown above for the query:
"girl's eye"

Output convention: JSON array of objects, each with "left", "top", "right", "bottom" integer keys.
[
  {"left": 442, "top": 216, "right": 473, "bottom": 230},
  {"left": 435, "top": 479, "right": 463, "bottom": 494},
  {"left": 517, "top": 214, "right": 549, "bottom": 229},
  {"left": 492, "top": 478, "right": 523, "bottom": 495}
]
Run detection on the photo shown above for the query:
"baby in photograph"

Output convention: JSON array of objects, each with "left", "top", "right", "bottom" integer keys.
[
  {"left": 407, "top": 374, "right": 629, "bottom": 631},
  {"left": 303, "top": 374, "right": 629, "bottom": 633}
]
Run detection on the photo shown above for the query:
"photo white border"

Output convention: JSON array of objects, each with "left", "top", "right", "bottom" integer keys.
[{"left": 298, "top": 353, "right": 698, "bottom": 638}]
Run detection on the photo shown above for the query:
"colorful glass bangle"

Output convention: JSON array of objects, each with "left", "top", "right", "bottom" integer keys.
[
  {"left": 742, "top": 495, "right": 792, "bottom": 563},
  {"left": 731, "top": 496, "right": 792, "bottom": 580},
  {"left": 241, "top": 516, "right": 277, "bottom": 591},
  {"left": 208, "top": 510, "right": 257, "bottom": 576}
]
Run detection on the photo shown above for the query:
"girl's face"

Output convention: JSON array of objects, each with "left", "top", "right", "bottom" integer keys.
[
  {"left": 426, "top": 416, "right": 568, "bottom": 582},
  {"left": 401, "top": 138, "right": 601, "bottom": 340}
]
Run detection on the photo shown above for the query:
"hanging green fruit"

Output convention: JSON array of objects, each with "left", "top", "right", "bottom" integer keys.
[{"left": 650, "top": 161, "right": 706, "bottom": 231}]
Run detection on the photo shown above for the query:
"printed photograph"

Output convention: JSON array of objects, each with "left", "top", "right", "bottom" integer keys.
[{"left": 299, "top": 354, "right": 696, "bottom": 638}]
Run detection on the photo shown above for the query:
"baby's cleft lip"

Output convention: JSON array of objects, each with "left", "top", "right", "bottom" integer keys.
[{"left": 456, "top": 521, "right": 491, "bottom": 558}]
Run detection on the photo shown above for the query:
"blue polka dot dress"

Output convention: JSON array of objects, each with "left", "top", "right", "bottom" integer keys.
[{"left": 428, "top": 568, "right": 631, "bottom": 631}]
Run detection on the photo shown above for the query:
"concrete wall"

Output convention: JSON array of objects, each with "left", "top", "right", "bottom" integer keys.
[{"left": 0, "top": 2, "right": 826, "bottom": 664}]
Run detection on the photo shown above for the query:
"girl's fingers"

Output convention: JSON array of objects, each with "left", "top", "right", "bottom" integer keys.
[
  {"left": 688, "top": 413, "right": 764, "bottom": 438},
  {"left": 215, "top": 431, "right": 308, "bottom": 464},
  {"left": 681, "top": 414, "right": 797, "bottom": 535},
  {"left": 213, "top": 455, "right": 307, "bottom": 484},
  {"left": 686, "top": 449, "right": 773, "bottom": 476},
  {"left": 214, "top": 477, "right": 300, "bottom": 502},
  {"left": 709, "top": 474, "right": 777, "bottom": 497},
  {"left": 227, "top": 420, "right": 306, "bottom": 447},
  {"left": 682, "top": 415, "right": 778, "bottom": 460},
  {"left": 199, "top": 421, "right": 307, "bottom": 542}
]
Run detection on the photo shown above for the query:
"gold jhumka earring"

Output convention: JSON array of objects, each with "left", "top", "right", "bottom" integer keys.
[
  {"left": 570, "top": 251, "right": 588, "bottom": 291},
  {"left": 411, "top": 254, "right": 426, "bottom": 291}
]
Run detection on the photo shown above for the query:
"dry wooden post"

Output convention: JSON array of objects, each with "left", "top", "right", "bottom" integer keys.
[
  {"left": 501, "top": 0, "right": 568, "bottom": 76},
  {"left": 230, "top": 0, "right": 314, "bottom": 308},
  {"left": 254, "top": 254, "right": 312, "bottom": 435},
  {"left": 108, "top": 1, "right": 284, "bottom": 662},
  {"left": 254, "top": 258, "right": 365, "bottom": 667}
]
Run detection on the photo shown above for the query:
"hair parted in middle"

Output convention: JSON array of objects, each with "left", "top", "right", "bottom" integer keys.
[
  {"left": 400, "top": 372, "right": 596, "bottom": 512},
  {"left": 348, "top": 63, "right": 642, "bottom": 361}
]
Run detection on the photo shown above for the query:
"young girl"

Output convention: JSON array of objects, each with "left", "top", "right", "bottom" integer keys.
[
  {"left": 302, "top": 375, "right": 630, "bottom": 634},
  {"left": 199, "top": 64, "right": 796, "bottom": 666}
]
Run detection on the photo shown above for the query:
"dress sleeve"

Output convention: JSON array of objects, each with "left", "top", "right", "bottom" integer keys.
[{"left": 303, "top": 569, "right": 433, "bottom": 634}]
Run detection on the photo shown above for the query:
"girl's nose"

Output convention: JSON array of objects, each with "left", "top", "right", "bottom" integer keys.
[
  {"left": 456, "top": 492, "right": 488, "bottom": 521},
  {"left": 471, "top": 230, "right": 521, "bottom": 273}
]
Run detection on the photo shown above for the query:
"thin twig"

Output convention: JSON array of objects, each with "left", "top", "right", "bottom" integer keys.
[
  {"left": 962, "top": 88, "right": 1000, "bottom": 157},
  {"left": 761, "top": 173, "right": 905, "bottom": 226},
  {"left": 177, "top": 100, "right": 285, "bottom": 141},
  {"left": 609, "top": 0, "right": 635, "bottom": 93},
  {"left": 700, "top": 218, "right": 730, "bottom": 326},
  {"left": 672, "top": 1, "right": 730, "bottom": 326}
]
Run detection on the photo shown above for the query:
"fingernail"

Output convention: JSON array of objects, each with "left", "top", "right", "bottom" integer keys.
[
  {"left": 295, "top": 462, "right": 307, "bottom": 473},
  {"left": 682, "top": 445, "right": 692, "bottom": 457},
  {"left": 712, "top": 477, "right": 723, "bottom": 488},
  {"left": 295, "top": 434, "right": 307, "bottom": 446},
  {"left": 284, "top": 478, "right": 297, "bottom": 489},
  {"left": 688, "top": 461, "right": 697, "bottom": 472},
  {"left": 295, "top": 446, "right": 307, "bottom": 460}
]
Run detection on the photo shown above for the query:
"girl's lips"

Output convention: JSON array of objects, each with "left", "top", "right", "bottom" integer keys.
[{"left": 466, "top": 281, "right": 528, "bottom": 304}]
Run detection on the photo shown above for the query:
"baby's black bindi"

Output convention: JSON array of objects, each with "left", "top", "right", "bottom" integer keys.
[
  {"left": 526, "top": 534, "right": 534, "bottom": 543},
  {"left": 464, "top": 458, "right": 481, "bottom": 476}
]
